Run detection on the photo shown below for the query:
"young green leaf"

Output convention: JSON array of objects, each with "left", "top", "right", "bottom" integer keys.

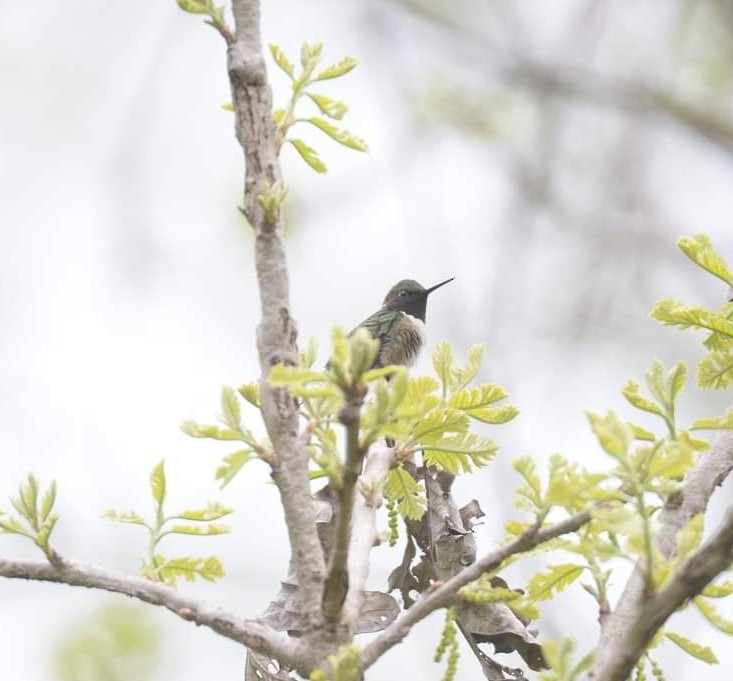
[
  {"left": 451, "top": 344, "right": 484, "bottom": 393},
  {"left": 629, "top": 423, "right": 657, "bottom": 441},
  {"left": 268, "top": 43, "right": 295, "bottom": 78},
  {"left": 622, "top": 380, "right": 664, "bottom": 418},
  {"left": 668, "top": 361, "right": 687, "bottom": 401},
  {"left": 237, "top": 382, "right": 260, "bottom": 407},
  {"left": 220, "top": 386, "right": 242, "bottom": 431},
  {"left": 299, "top": 42, "right": 323, "bottom": 69},
  {"left": 384, "top": 466, "right": 427, "bottom": 520},
  {"left": 305, "top": 118, "right": 368, "bottom": 152},
  {"left": 423, "top": 433, "right": 498, "bottom": 473},
  {"left": 215, "top": 449, "right": 254, "bottom": 488},
  {"left": 300, "top": 337, "right": 319, "bottom": 369},
  {"left": 664, "top": 631, "right": 718, "bottom": 664},
  {"left": 449, "top": 383, "right": 507, "bottom": 410},
  {"left": 0, "top": 516, "right": 34, "bottom": 538},
  {"left": 678, "top": 234, "right": 733, "bottom": 287},
  {"left": 697, "top": 353, "right": 733, "bottom": 389},
  {"left": 172, "top": 502, "right": 233, "bottom": 521},
  {"left": 587, "top": 411, "right": 633, "bottom": 459},
  {"left": 14, "top": 474, "right": 39, "bottom": 526},
  {"left": 701, "top": 582, "right": 733, "bottom": 598},
  {"left": 287, "top": 138, "right": 327, "bottom": 173},
  {"left": 176, "top": 0, "right": 212, "bottom": 14},
  {"left": 150, "top": 461, "right": 166, "bottom": 509},
  {"left": 526, "top": 564, "right": 585, "bottom": 602},
  {"left": 513, "top": 457, "right": 543, "bottom": 514},
  {"left": 40, "top": 481, "right": 56, "bottom": 522},
  {"left": 103, "top": 510, "right": 147, "bottom": 526},
  {"left": 409, "top": 408, "right": 470, "bottom": 445},
  {"left": 432, "top": 341, "right": 455, "bottom": 396},
  {"left": 165, "top": 523, "right": 229, "bottom": 536},
  {"left": 314, "top": 56, "right": 358, "bottom": 81},
  {"left": 691, "top": 410, "right": 733, "bottom": 430},
  {"left": 180, "top": 421, "right": 244, "bottom": 441},
  {"left": 694, "top": 597, "right": 733, "bottom": 635},
  {"left": 674, "top": 514, "right": 703, "bottom": 561},
  {"left": 157, "top": 555, "right": 225, "bottom": 585},
  {"left": 651, "top": 300, "right": 733, "bottom": 338},
  {"left": 307, "top": 93, "right": 348, "bottom": 120}
]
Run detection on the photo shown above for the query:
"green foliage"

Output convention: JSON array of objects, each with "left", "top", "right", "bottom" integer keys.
[
  {"left": 309, "top": 644, "right": 362, "bottom": 681},
  {"left": 0, "top": 474, "right": 58, "bottom": 559},
  {"left": 370, "top": 342, "right": 517, "bottom": 474},
  {"left": 511, "top": 454, "right": 614, "bottom": 521},
  {"left": 433, "top": 608, "right": 460, "bottom": 681},
  {"left": 663, "top": 631, "right": 718, "bottom": 664},
  {"left": 257, "top": 180, "right": 288, "bottom": 225},
  {"left": 53, "top": 603, "right": 161, "bottom": 681},
  {"left": 182, "top": 386, "right": 273, "bottom": 488},
  {"left": 622, "top": 360, "right": 686, "bottom": 437},
  {"left": 525, "top": 564, "right": 586, "bottom": 602},
  {"left": 175, "top": 0, "right": 229, "bottom": 38},
  {"left": 268, "top": 42, "right": 367, "bottom": 173},
  {"left": 538, "top": 639, "right": 594, "bottom": 681},
  {"left": 384, "top": 465, "right": 427, "bottom": 520},
  {"left": 694, "top": 595, "right": 733, "bottom": 635},
  {"left": 104, "top": 461, "right": 231, "bottom": 586},
  {"left": 650, "top": 235, "right": 733, "bottom": 389},
  {"left": 458, "top": 578, "right": 540, "bottom": 622}
]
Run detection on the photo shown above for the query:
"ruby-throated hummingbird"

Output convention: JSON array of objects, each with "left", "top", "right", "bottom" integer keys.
[{"left": 350, "top": 278, "right": 454, "bottom": 368}]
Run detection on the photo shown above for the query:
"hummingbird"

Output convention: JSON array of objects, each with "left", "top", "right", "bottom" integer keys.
[{"left": 350, "top": 278, "right": 454, "bottom": 368}]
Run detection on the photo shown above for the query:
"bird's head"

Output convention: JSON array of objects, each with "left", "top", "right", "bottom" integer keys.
[{"left": 382, "top": 277, "right": 454, "bottom": 320}]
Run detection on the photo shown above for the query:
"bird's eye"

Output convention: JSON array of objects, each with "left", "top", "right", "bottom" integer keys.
[{"left": 399, "top": 289, "right": 408, "bottom": 297}]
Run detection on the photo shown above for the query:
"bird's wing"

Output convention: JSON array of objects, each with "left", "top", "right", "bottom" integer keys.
[{"left": 350, "top": 310, "right": 402, "bottom": 341}]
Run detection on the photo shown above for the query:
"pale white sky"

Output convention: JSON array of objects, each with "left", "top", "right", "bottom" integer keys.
[{"left": 2, "top": 1, "right": 733, "bottom": 680}]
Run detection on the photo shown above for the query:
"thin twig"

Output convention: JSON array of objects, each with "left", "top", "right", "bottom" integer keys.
[
  {"left": 0, "top": 556, "right": 300, "bottom": 666},
  {"left": 323, "top": 389, "right": 367, "bottom": 621}
]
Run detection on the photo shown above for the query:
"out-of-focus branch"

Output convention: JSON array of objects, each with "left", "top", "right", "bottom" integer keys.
[
  {"left": 0, "top": 556, "right": 300, "bottom": 666},
  {"left": 392, "top": 0, "right": 733, "bottom": 157},
  {"left": 504, "top": 60, "right": 733, "bottom": 156},
  {"left": 361, "top": 509, "right": 591, "bottom": 668},
  {"left": 227, "top": 0, "right": 325, "bottom": 619},
  {"left": 587, "top": 426, "right": 733, "bottom": 680}
]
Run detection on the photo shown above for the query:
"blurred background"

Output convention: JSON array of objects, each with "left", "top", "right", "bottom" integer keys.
[{"left": 2, "top": 0, "right": 733, "bottom": 679}]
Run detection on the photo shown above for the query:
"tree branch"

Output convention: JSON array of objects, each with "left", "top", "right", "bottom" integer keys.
[
  {"left": 0, "top": 556, "right": 300, "bottom": 666},
  {"left": 587, "top": 427, "right": 733, "bottom": 680},
  {"left": 503, "top": 60, "right": 733, "bottom": 158},
  {"left": 361, "top": 509, "right": 591, "bottom": 668},
  {"left": 227, "top": 0, "right": 325, "bottom": 619},
  {"left": 323, "top": 389, "right": 367, "bottom": 622},
  {"left": 341, "top": 443, "right": 394, "bottom": 624}
]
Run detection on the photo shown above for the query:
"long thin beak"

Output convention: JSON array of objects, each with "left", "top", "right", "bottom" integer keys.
[{"left": 426, "top": 277, "right": 455, "bottom": 295}]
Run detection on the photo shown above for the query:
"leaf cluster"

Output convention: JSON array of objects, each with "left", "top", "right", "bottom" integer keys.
[
  {"left": 309, "top": 644, "right": 362, "bottom": 681},
  {"left": 269, "top": 42, "right": 367, "bottom": 173},
  {"left": 175, "top": 0, "right": 229, "bottom": 38},
  {"left": 651, "top": 235, "right": 733, "bottom": 389},
  {"left": 0, "top": 474, "right": 58, "bottom": 560},
  {"left": 104, "top": 461, "right": 231, "bottom": 585},
  {"left": 181, "top": 385, "right": 271, "bottom": 488}
]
